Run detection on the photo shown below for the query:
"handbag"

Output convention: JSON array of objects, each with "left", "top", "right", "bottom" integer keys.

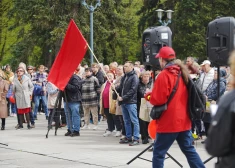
[
  {"left": 109, "top": 99, "right": 116, "bottom": 114},
  {"left": 150, "top": 73, "right": 181, "bottom": 120},
  {"left": 139, "top": 98, "right": 151, "bottom": 122}
]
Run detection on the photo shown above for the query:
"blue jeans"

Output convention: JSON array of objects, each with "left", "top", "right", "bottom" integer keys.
[
  {"left": 34, "top": 96, "right": 48, "bottom": 117},
  {"left": 152, "top": 130, "right": 205, "bottom": 168},
  {"left": 29, "top": 111, "right": 35, "bottom": 125},
  {"left": 64, "top": 102, "right": 80, "bottom": 132},
  {"left": 121, "top": 104, "right": 140, "bottom": 140}
]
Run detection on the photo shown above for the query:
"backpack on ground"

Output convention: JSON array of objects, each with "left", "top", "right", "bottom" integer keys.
[{"left": 187, "top": 77, "right": 206, "bottom": 120}]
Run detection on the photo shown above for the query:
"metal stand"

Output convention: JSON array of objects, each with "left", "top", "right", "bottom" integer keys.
[
  {"left": 203, "top": 65, "right": 220, "bottom": 165},
  {"left": 127, "top": 143, "right": 183, "bottom": 168},
  {"left": 203, "top": 156, "right": 214, "bottom": 164},
  {"left": 46, "top": 90, "right": 73, "bottom": 138},
  {"left": 0, "top": 143, "right": 8, "bottom": 146}
]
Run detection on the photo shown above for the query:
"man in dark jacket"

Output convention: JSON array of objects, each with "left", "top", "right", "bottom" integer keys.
[
  {"left": 63, "top": 67, "right": 83, "bottom": 137},
  {"left": 116, "top": 61, "right": 140, "bottom": 146}
]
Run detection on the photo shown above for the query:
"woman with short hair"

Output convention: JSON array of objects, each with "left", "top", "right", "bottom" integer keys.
[{"left": 13, "top": 67, "right": 34, "bottom": 129}]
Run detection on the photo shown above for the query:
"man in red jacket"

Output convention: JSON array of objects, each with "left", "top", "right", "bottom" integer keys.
[{"left": 150, "top": 46, "right": 205, "bottom": 168}]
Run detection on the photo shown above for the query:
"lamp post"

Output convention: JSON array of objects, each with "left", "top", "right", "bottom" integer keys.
[
  {"left": 155, "top": 9, "right": 174, "bottom": 26},
  {"left": 81, "top": 0, "right": 101, "bottom": 65}
]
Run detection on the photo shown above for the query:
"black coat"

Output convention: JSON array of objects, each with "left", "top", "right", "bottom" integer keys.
[
  {"left": 115, "top": 70, "right": 139, "bottom": 105},
  {"left": 93, "top": 69, "right": 104, "bottom": 87},
  {"left": 64, "top": 74, "right": 83, "bottom": 102},
  {"left": 205, "top": 90, "right": 235, "bottom": 168}
]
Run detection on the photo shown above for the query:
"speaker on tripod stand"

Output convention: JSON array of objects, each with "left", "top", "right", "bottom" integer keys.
[
  {"left": 207, "top": 16, "right": 235, "bottom": 66},
  {"left": 142, "top": 26, "right": 172, "bottom": 71},
  {"left": 205, "top": 16, "right": 235, "bottom": 165}
]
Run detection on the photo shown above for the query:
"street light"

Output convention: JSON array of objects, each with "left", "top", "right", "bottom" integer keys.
[
  {"left": 156, "top": 9, "right": 174, "bottom": 26},
  {"left": 81, "top": 0, "right": 101, "bottom": 65}
]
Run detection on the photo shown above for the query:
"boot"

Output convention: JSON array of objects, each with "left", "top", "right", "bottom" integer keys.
[{"left": 1, "top": 126, "right": 5, "bottom": 130}]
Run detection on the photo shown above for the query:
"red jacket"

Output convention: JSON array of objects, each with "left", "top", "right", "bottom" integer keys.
[{"left": 150, "top": 65, "right": 191, "bottom": 133}]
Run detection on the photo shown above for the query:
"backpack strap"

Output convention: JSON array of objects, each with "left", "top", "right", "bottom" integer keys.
[{"left": 166, "top": 73, "right": 181, "bottom": 104}]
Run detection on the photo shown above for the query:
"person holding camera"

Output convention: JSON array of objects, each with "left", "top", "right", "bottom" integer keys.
[
  {"left": 149, "top": 47, "right": 204, "bottom": 168},
  {"left": 32, "top": 65, "right": 48, "bottom": 120}
]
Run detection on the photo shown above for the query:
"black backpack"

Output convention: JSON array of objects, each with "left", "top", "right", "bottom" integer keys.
[{"left": 187, "top": 77, "right": 206, "bottom": 120}]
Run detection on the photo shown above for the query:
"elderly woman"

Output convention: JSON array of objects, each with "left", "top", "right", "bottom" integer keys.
[
  {"left": 0, "top": 69, "right": 9, "bottom": 130},
  {"left": 100, "top": 71, "right": 121, "bottom": 137},
  {"left": 137, "top": 71, "right": 152, "bottom": 144},
  {"left": 13, "top": 67, "right": 34, "bottom": 129}
]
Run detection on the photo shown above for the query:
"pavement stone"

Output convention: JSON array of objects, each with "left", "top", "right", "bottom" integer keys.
[{"left": 0, "top": 115, "right": 216, "bottom": 168}]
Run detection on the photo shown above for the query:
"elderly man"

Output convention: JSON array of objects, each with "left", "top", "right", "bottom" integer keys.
[
  {"left": 199, "top": 60, "right": 214, "bottom": 92},
  {"left": 116, "top": 61, "right": 140, "bottom": 146}
]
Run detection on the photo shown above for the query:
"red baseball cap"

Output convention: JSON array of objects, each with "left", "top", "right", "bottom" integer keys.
[{"left": 155, "top": 46, "right": 176, "bottom": 59}]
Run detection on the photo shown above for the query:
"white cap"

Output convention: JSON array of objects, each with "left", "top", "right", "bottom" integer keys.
[{"left": 201, "top": 60, "right": 211, "bottom": 66}]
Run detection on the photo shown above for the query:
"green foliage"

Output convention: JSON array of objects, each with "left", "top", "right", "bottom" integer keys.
[
  {"left": 2, "top": 0, "right": 235, "bottom": 68},
  {"left": 1, "top": 0, "right": 142, "bottom": 68}
]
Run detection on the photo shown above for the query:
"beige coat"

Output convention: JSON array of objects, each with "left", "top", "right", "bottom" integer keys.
[
  {"left": 0, "top": 80, "right": 9, "bottom": 118},
  {"left": 113, "top": 76, "right": 123, "bottom": 115},
  {"left": 46, "top": 82, "right": 64, "bottom": 109},
  {"left": 13, "top": 75, "right": 34, "bottom": 109},
  {"left": 99, "top": 81, "right": 114, "bottom": 115}
]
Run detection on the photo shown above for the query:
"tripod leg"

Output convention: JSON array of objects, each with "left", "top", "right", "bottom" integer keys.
[
  {"left": 127, "top": 144, "right": 153, "bottom": 165},
  {"left": 203, "top": 156, "right": 214, "bottom": 164},
  {"left": 46, "top": 91, "right": 61, "bottom": 138},
  {"left": 166, "top": 152, "right": 183, "bottom": 168}
]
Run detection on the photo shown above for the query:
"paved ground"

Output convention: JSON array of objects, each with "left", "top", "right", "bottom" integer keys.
[{"left": 0, "top": 115, "right": 216, "bottom": 168}]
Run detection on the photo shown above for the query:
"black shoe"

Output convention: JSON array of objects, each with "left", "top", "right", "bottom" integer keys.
[
  {"left": 46, "top": 116, "right": 48, "bottom": 120},
  {"left": 70, "top": 131, "right": 80, "bottom": 137},
  {"left": 64, "top": 130, "right": 71, "bottom": 136},
  {"left": 1, "top": 126, "right": 5, "bottom": 130},
  {"left": 16, "top": 125, "right": 23, "bottom": 130},
  {"left": 34, "top": 117, "right": 38, "bottom": 120},
  {"left": 27, "top": 125, "right": 32, "bottom": 129},
  {"left": 142, "top": 138, "right": 149, "bottom": 144},
  {"left": 201, "top": 140, "right": 205, "bottom": 144},
  {"left": 119, "top": 138, "right": 132, "bottom": 144}
]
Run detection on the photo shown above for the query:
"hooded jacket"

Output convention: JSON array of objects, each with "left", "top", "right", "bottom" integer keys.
[{"left": 150, "top": 64, "right": 191, "bottom": 133}]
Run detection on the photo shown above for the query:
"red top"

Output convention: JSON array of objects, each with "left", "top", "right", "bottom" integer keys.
[
  {"left": 102, "top": 82, "right": 111, "bottom": 108},
  {"left": 150, "top": 65, "right": 191, "bottom": 133}
]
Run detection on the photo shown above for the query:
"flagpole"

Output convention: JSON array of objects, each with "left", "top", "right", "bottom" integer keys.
[{"left": 86, "top": 44, "right": 120, "bottom": 97}]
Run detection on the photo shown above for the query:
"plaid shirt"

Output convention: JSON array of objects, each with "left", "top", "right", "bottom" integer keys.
[
  {"left": 82, "top": 76, "right": 99, "bottom": 107},
  {"left": 32, "top": 72, "right": 48, "bottom": 89}
]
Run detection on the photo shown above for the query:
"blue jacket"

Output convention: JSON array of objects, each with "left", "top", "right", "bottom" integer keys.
[
  {"left": 116, "top": 70, "right": 139, "bottom": 105},
  {"left": 204, "top": 78, "right": 226, "bottom": 101}
]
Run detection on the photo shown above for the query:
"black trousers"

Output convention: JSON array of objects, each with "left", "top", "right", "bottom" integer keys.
[
  {"left": 204, "top": 122, "right": 210, "bottom": 137},
  {"left": 117, "top": 115, "right": 126, "bottom": 135},
  {"left": 48, "top": 108, "right": 66, "bottom": 125},
  {"left": 104, "top": 108, "right": 115, "bottom": 131},
  {"left": 1, "top": 118, "right": 5, "bottom": 127},
  {"left": 113, "top": 115, "right": 121, "bottom": 131},
  {"left": 139, "top": 119, "right": 149, "bottom": 140},
  {"left": 191, "top": 119, "right": 202, "bottom": 136}
]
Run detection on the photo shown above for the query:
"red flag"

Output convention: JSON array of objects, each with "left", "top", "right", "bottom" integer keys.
[{"left": 48, "top": 19, "right": 88, "bottom": 91}]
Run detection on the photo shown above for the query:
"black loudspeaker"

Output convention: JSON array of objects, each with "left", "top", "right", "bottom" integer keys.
[
  {"left": 207, "top": 17, "right": 235, "bottom": 66},
  {"left": 142, "top": 26, "right": 172, "bottom": 70}
]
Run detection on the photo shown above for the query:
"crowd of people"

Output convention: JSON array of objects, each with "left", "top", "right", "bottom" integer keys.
[{"left": 0, "top": 52, "right": 232, "bottom": 146}]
